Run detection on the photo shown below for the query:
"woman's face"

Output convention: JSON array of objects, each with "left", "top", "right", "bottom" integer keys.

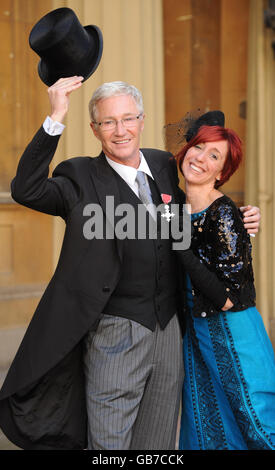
[{"left": 181, "top": 139, "right": 228, "bottom": 188}]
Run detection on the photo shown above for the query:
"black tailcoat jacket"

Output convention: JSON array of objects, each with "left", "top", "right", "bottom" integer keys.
[{"left": 0, "top": 126, "right": 185, "bottom": 450}]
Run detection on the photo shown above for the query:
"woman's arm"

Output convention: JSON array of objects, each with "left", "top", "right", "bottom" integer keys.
[
  {"left": 177, "top": 248, "right": 232, "bottom": 310},
  {"left": 177, "top": 200, "right": 253, "bottom": 313}
]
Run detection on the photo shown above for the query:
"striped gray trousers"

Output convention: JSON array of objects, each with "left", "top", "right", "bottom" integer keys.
[{"left": 83, "top": 313, "right": 184, "bottom": 450}]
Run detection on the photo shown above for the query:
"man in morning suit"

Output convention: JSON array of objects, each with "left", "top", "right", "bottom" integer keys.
[{"left": 0, "top": 77, "right": 185, "bottom": 450}]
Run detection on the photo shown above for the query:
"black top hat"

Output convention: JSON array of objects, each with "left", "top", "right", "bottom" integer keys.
[
  {"left": 29, "top": 7, "right": 103, "bottom": 86},
  {"left": 185, "top": 110, "right": 225, "bottom": 142}
]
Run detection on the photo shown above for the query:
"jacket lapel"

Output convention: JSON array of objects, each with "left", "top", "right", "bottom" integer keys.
[
  {"left": 142, "top": 149, "right": 176, "bottom": 204},
  {"left": 89, "top": 152, "right": 123, "bottom": 262}
]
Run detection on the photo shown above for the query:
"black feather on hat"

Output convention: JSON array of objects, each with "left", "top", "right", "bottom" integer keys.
[
  {"left": 164, "top": 109, "right": 225, "bottom": 154},
  {"left": 185, "top": 110, "right": 225, "bottom": 142}
]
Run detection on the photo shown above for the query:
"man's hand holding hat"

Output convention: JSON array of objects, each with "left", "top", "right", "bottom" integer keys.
[{"left": 48, "top": 76, "right": 84, "bottom": 123}]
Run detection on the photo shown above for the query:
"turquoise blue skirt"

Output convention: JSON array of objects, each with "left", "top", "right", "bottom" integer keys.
[{"left": 179, "top": 284, "right": 275, "bottom": 450}]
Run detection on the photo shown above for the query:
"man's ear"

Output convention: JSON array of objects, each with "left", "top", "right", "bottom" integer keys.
[
  {"left": 90, "top": 122, "right": 100, "bottom": 140},
  {"left": 140, "top": 114, "right": 145, "bottom": 133}
]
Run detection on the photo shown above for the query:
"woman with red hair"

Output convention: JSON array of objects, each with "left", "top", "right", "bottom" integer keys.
[{"left": 174, "top": 114, "right": 275, "bottom": 450}]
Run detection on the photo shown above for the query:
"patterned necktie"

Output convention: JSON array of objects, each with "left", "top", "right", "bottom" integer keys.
[{"left": 135, "top": 171, "right": 156, "bottom": 220}]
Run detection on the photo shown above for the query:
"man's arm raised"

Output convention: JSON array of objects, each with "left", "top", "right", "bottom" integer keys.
[{"left": 11, "top": 76, "right": 84, "bottom": 218}]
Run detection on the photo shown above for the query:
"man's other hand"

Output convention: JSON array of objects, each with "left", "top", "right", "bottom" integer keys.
[{"left": 239, "top": 205, "right": 261, "bottom": 235}]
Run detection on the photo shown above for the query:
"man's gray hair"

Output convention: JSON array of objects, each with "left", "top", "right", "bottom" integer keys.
[{"left": 89, "top": 81, "right": 144, "bottom": 122}]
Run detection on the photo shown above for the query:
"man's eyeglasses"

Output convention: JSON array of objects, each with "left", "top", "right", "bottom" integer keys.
[{"left": 93, "top": 114, "right": 143, "bottom": 131}]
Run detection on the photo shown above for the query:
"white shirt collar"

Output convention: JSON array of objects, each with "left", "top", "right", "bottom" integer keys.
[{"left": 105, "top": 151, "right": 154, "bottom": 188}]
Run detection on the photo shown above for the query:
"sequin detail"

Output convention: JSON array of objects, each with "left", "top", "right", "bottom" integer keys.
[{"left": 188, "top": 196, "right": 256, "bottom": 317}]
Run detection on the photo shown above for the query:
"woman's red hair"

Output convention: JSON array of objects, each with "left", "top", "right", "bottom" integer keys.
[{"left": 175, "top": 125, "right": 243, "bottom": 188}]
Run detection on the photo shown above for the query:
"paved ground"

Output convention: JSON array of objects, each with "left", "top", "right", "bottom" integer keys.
[
  {"left": 0, "top": 369, "right": 180, "bottom": 451},
  {"left": 0, "top": 369, "right": 20, "bottom": 450},
  {"left": 0, "top": 432, "right": 18, "bottom": 450}
]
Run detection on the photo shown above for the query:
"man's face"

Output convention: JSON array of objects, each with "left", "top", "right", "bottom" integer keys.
[{"left": 90, "top": 94, "right": 145, "bottom": 168}]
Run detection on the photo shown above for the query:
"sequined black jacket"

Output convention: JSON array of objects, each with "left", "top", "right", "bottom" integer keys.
[{"left": 177, "top": 195, "right": 256, "bottom": 318}]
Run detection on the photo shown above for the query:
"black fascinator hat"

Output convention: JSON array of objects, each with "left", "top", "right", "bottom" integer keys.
[
  {"left": 164, "top": 109, "right": 225, "bottom": 154},
  {"left": 185, "top": 110, "right": 225, "bottom": 142},
  {"left": 29, "top": 7, "right": 103, "bottom": 86}
]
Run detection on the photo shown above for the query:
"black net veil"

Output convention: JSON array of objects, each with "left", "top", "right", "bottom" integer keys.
[
  {"left": 163, "top": 108, "right": 201, "bottom": 155},
  {"left": 163, "top": 109, "right": 225, "bottom": 155}
]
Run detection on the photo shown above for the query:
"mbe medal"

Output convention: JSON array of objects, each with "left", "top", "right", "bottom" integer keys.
[{"left": 161, "top": 194, "right": 175, "bottom": 222}]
